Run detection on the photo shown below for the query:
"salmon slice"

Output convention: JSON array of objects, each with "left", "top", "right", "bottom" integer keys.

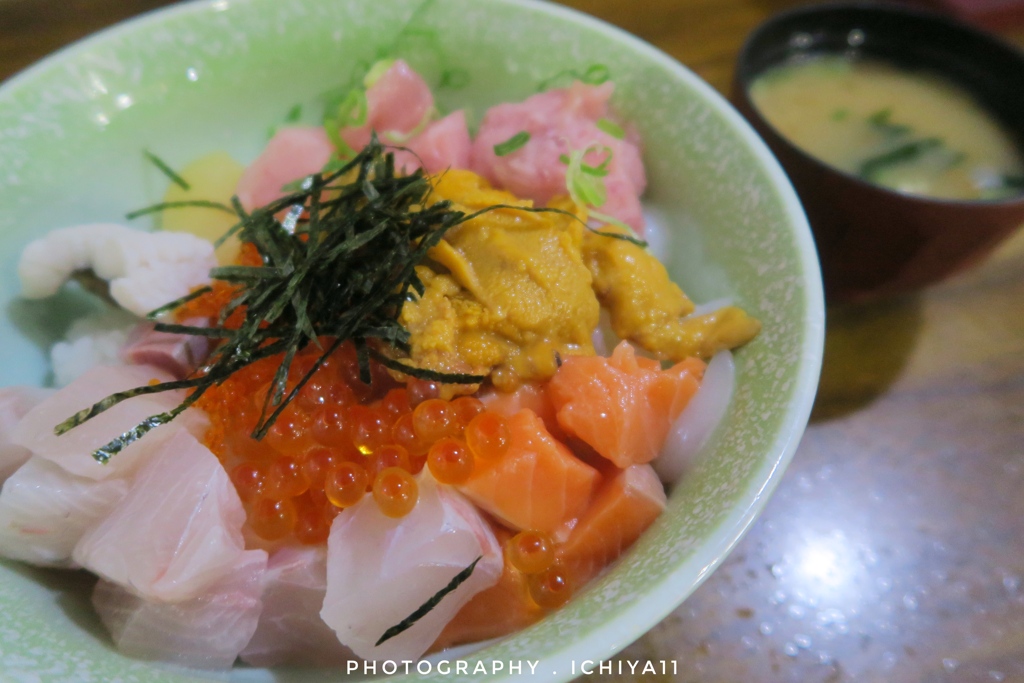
[
  {"left": 548, "top": 341, "right": 705, "bottom": 468},
  {"left": 478, "top": 382, "right": 564, "bottom": 440},
  {"left": 432, "top": 526, "right": 542, "bottom": 651},
  {"left": 557, "top": 464, "right": 666, "bottom": 586},
  {"left": 457, "top": 409, "right": 600, "bottom": 534}
]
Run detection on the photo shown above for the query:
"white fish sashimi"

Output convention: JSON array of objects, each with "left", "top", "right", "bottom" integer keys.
[
  {"left": 0, "top": 386, "right": 54, "bottom": 484},
  {"left": 49, "top": 306, "right": 139, "bottom": 387},
  {"left": 321, "top": 473, "right": 502, "bottom": 662},
  {"left": 120, "top": 319, "right": 212, "bottom": 380},
  {"left": 241, "top": 546, "right": 356, "bottom": 667},
  {"left": 0, "top": 456, "right": 127, "bottom": 567},
  {"left": 11, "top": 364, "right": 207, "bottom": 481},
  {"left": 74, "top": 429, "right": 248, "bottom": 602},
  {"left": 93, "top": 549, "right": 267, "bottom": 669},
  {"left": 655, "top": 350, "right": 735, "bottom": 484},
  {"left": 17, "top": 223, "right": 216, "bottom": 317}
]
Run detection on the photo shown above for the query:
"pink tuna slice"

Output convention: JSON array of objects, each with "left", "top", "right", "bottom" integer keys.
[
  {"left": 73, "top": 429, "right": 249, "bottom": 602},
  {"left": 241, "top": 546, "right": 356, "bottom": 667},
  {"left": 470, "top": 81, "right": 647, "bottom": 233},
  {"left": 10, "top": 364, "right": 208, "bottom": 481},
  {"left": 92, "top": 549, "right": 267, "bottom": 669},
  {"left": 0, "top": 386, "right": 53, "bottom": 484},
  {"left": 391, "top": 110, "right": 472, "bottom": 175},
  {"left": 321, "top": 472, "right": 502, "bottom": 661},
  {"left": 121, "top": 318, "right": 211, "bottom": 380},
  {"left": 236, "top": 126, "right": 334, "bottom": 212},
  {"left": 0, "top": 456, "right": 127, "bottom": 567},
  {"left": 339, "top": 59, "right": 435, "bottom": 152}
]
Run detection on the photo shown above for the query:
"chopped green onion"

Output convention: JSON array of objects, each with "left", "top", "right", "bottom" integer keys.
[
  {"left": 1002, "top": 174, "right": 1024, "bottom": 190},
  {"left": 596, "top": 118, "right": 625, "bottom": 139},
  {"left": 867, "top": 108, "right": 911, "bottom": 137},
  {"left": 858, "top": 137, "right": 944, "bottom": 180},
  {"left": 537, "top": 63, "right": 611, "bottom": 91},
  {"left": 831, "top": 108, "right": 849, "bottom": 122},
  {"left": 439, "top": 68, "right": 470, "bottom": 89},
  {"left": 494, "top": 131, "right": 530, "bottom": 156},
  {"left": 563, "top": 147, "right": 607, "bottom": 207},
  {"left": 143, "top": 150, "right": 189, "bottom": 191},
  {"left": 364, "top": 59, "right": 396, "bottom": 88}
]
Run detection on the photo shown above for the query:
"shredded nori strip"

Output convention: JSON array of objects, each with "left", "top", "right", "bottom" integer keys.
[
  {"left": 58, "top": 137, "right": 489, "bottom": 461},
  {"left": 375, "top": 556, "right": 482, "bottom": 646}
]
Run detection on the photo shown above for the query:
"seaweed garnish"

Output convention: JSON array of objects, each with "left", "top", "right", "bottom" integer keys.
[
  {"left": 375, "top": 556, "right": 482, "bottom": 647},
  {"left": 57, "top": 136, "right": 487, "bottom": 462}
]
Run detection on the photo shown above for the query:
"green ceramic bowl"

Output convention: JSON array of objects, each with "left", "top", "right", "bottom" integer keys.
[{"left": 0, "top": 0, "right": 823, "bottom": 681}]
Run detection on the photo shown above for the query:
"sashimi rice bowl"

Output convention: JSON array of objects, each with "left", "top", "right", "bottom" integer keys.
[{"left": 0, "top": 0, "right": 823, "bottom": 681}]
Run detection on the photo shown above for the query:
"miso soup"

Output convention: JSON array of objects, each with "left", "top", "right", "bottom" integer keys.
[{"left": 750, "top": 56, "right": 1024, "bottom": 201}]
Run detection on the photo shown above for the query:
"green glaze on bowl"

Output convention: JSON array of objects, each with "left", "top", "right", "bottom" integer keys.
[{"left": 0, "top": 0, "right": 823, "bottom": 681}]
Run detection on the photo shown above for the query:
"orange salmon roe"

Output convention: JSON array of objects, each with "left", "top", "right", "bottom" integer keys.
[
  {"left": 194, "top": 287, "right": 514, "bottom": 543},
  {"left": 465, "top": 412, "right": 511, "bottom": 461},
  {"left": 427, "top": 437, "right": 474, "bottom": 485},
  {"left": 506, "top": 530, "right": 555, "bottom": 575},
  {"left": 528, "top": 564, "right": 573, "bottom": 609},
  {"left": 325, "top": 462, "right": 369, "bottom": 509},
  {"left": 373, "top": 467, "right": 418, "bottom": 518},
  {"left": 412, "top": 399, "right": 454, "bottom": 443}
]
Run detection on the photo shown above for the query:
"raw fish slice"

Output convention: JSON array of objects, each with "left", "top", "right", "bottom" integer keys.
[
  {"left": 49, "top": 308, "right": 137, "bottom": 388},
  {"left": 0, "top": 457, "right": 127, "bottom": 567},
  {"left": 17, "top": 223, "right": 216, "bottom": 317},
  {"left": 120, "top": 318, "right": 211, "bottom": 380},
  {"left": 391, "top": 110, "right": 472, "bottom": 174},
  {"left": 339, "top": 59, "right": 435, "bottom": 152},
  {"left": 235, "top": 126, "right": 334, "bottom": 212},
  {"left": 434, "top": 526, "right": 542, "bottom": 651},
  {"left": 555, "top": 464, "right": 666, "bottom": 585},
  {"left": 241, "top": 546, "right": 355, "bottom": 667},
  {"left": 548, "top": 341, "right": 704, "bottom": 468},
  {"left": 74, "top": 429, "right": 247, "bottom": 602},
  {"left": 93, "top": 549, "right": 267, "bottom": 669},
  {"left": 321, "top": 474, "right": 502, "bottom": 662},
  {"left": 458, "top": 409, "right": 600, "bottom": 534},
  {"left": 656, "top": 350, "right": 734, "bottom": 484},
  {"left": 11, "top": 364, "right": 207, "bottom": 481},
  {"left": 478, "top": 382, "right": 564, "bottom": 440},
  {"left": 470, "top": 81, "right": 647, "bottom": 233},
  {"left": 0, "top": 386, "right": 53, "bottom": 484}
]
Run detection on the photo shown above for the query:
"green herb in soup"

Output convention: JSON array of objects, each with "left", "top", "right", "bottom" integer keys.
[{"left": 750, "top": 56, "right": 1024, "bottom": 201}]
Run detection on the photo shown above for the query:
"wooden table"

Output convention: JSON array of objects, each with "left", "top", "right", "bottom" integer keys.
[{"left": 2, "top": 1, "right": 1023, "bottom": 681}]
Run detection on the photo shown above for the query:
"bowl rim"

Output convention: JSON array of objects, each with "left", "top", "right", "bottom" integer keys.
[
  {"left": 733, "top": 0, "right": 1024, "bottom": 210},
  {"left": 0, "top": 0, "right": 825, "bottom": 680}
]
